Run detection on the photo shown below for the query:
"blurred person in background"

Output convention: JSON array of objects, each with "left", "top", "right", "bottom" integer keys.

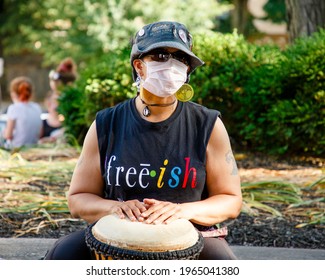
[
  {"left": 48, "top": 57, "right": 78, "bottom": 94},
  {"left": 40, "top": 57, "right": 78, "bottom": 143},
  {"left": 3, "top": 76, "right": 42, "bottom": 149},
  {"left": 38, "top": 91, "right": 64, "bottom": 144}
]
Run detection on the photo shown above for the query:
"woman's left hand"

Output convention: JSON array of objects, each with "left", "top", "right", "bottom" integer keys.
[{"left": 140, "top": 198, "right": 187, "bottom": 224}]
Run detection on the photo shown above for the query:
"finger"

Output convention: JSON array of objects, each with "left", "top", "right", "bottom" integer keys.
[
  {"left": 119, "top": 202, "right": 138, "bottom": 221},
  {"left": 131, "top": 201, "right": 147, "bottom": 221},
  {"left": 153, "top": 207, "right": 180, "bottom": 225},
  {"left": 143, "top": 198, "right": 158, "bottom": 206},
  {"left": 141, "top": 201, "right": 165, "bottom": 218},
  {"left": 135, "top": 201, "right": 148, "bottom": 212},
  {"left": 113, "top": 207, "right": 125, "bottom": 219},
  {"left": 144, "top": 203, "right": 176, "bottom": 224},
  {"left": 152, "top": 203, "right": 183, "bottom": 224},
  {"left": 162, "top": 213, "right": 180, "bottom": 224},
  {"left": 123, "top": 201, "right": 147, "bottom": 221}
]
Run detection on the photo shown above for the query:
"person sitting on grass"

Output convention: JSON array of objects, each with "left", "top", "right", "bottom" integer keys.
[{"left": 3, "top": 76, "right": 42, "bottom": 149}]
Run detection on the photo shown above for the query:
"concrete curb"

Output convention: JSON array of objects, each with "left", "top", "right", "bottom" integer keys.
[{"left": 0, "top": 238, "right": 324, "bottom": 260}]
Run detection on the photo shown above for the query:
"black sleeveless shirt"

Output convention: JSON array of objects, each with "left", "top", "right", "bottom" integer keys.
[{"left": 96, "top": 98, "right": 220, "bottom": 204}]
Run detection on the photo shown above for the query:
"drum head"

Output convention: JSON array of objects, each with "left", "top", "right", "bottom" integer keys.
[{"left": 92, "top": 214, "right": 200, "bottom": 252}]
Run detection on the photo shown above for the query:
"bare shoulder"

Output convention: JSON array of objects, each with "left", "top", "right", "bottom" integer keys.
[
  {"left": 206, "top": 117, "right": 239, "bottom": 178},
  {"left": 76, "top": 121, "right": 98, "bottom": 166},
  {"left": 206, "top": 117, "right": 241, "bottom": 195},
  {"left": 208, "top": 117, "right": 232, "bottom": 152}
]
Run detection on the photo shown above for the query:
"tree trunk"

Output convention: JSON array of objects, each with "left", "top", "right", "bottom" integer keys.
[
  {"left": 285, "top": 0, "right": 325, "bottom": 43},
  {"left": 232, "top": 0, "right": 250, "bottom": 35}
]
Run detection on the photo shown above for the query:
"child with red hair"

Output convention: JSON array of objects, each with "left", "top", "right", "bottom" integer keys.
[{"left": 3, "top": 76, "right": 42, "bottom": 148}]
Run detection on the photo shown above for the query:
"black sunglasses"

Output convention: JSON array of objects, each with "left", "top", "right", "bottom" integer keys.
[{"left": 141, "top": 49, "right": 190, "bottom": 66}]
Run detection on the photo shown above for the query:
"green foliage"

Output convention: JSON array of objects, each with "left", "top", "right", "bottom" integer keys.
[
  {"left": 57, "top": 86, "right": 88, "bottom": 144},
  {"left": 241, "top": 181, "right": 302, "bottom": 216},
  {"left": 263, "top": 30, "right": 325, "bottom": 155},
  {"left": 190, "top": 31, "right": 284, "bottom": 148},
  {"left": 191, "top": 29, "right": 324, "bottom": 156},
  {"left": 241, "top": 178, "right": 324, "bottom": 227},
  {"left": 233, "top": 45, "right": 286, "bottom": 152},
  {"left": 1, "top": 0, "right": 101, "bottom": 65},
  {"left": 0, "top": 0, "right": 228, "bottom": 66},
  {"left": 190, "top": 31, "right": 253, "bottom": 126}
]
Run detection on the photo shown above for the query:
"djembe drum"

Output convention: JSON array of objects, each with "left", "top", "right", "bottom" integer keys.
[{"left": 85, "top": 214, "right": 204, "bottom": 260}]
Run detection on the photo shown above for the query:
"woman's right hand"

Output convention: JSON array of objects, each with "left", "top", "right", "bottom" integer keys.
[{"left": 113, "top": 200, "right": 148, "bottom": 222}]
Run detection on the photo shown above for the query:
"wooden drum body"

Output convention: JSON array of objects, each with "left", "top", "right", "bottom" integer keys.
[{"left": 85, "top": 214, "right": 204, "bottom": 260}]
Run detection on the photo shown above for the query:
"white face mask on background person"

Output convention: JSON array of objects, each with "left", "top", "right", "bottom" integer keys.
[{"left": 141, "top": 59, "right": 188, "bottom": 97}]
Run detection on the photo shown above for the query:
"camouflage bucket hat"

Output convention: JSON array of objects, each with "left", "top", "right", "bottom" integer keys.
[{"left": 130, "top": 21, "right": 204, "bottom": 81}]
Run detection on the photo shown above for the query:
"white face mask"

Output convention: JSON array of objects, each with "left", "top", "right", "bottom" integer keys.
[{"left": 141, "top": 59, "right": 188, "bottom": 97}]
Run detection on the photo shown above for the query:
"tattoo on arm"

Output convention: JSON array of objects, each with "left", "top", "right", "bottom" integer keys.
[{"left": 225, "top": 150, "right": 238, "bottom": 175}]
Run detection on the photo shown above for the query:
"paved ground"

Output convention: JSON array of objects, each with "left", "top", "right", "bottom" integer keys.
[{"left": 0, "top": 238, "right": 324, "bottom": 260}]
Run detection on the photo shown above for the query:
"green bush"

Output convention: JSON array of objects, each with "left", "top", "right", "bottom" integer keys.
[
  {"left": 57, "top": 86, "right": 88, "bottom": 145},
  {"left": 191, "top": 31, "right": 284, "bottom": 149},
  {"left": 58, "top": 29, "right": 325, "bottom": 156},
  {"left": 232, "top": 43, "right": 286, "bottom": 152},
  {"left": 192, "top": 29, "right": 324, "bottom": 156},
  {"left": 265, "top": 30, "right": 325, "bottom": 155},
  {"left": 191, "top": 31, "right": 255, "bottom": 125}
]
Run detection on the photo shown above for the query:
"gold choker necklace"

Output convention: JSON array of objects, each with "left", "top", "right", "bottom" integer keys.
[{"left": 139, "top": 96, "right": 177, "bottom": 117}]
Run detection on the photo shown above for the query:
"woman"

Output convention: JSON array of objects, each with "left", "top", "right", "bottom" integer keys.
[
  {"left": 45, "top": 21, "right": 242, "bottom": 260},
  {"left": 3, "top": 76, "right": 42, "bottom": 149},
  {"left": 48, "top": 57, "right": 77, "bottom": 94}
]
